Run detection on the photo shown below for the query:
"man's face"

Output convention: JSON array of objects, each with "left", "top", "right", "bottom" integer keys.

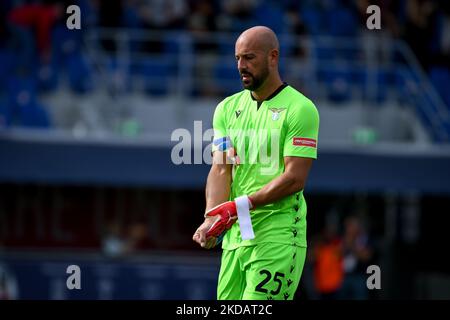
[{"left": 235, "top": 39, "right": 270, "bottom": 91}]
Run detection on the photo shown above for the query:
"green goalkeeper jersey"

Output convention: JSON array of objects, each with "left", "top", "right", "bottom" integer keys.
[{"left": 211, "top": 83, "right": 320, "bottom": 250}]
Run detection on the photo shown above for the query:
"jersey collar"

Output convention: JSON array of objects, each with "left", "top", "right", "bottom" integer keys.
[{"left": 250, "top": 82, "right": 288, "bottom": 102}]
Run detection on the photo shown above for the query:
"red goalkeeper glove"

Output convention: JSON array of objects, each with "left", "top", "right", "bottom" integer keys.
[
  {"left": 204, "top": 196, "right": 254, "bottom": 245},
  {"left": 204, "top": 201, "right": 238, "bottom": 240}
]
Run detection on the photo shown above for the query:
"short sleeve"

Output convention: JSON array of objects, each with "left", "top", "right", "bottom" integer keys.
[
  {"left": 283, "top": 100, "right": 320, "bottom": 159},
  {"left": 211, "top": 100, "right": 230, "bottom": 153}
]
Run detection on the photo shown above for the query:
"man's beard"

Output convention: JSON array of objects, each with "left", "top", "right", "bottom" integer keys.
[{"left": 240, "top": 64, "right": 269, "bottom": 91}]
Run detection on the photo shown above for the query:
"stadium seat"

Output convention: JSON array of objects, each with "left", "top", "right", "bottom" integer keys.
[
  {"left": 51, "top": 25, "right": 83, "bottom": 68},
  {"left": 19, "top": 101, "right": 51, "bottom": 128},
  {"left": 327, "top": 7, "right": 358, "bottom": 37},
  {"left": 318, "top": 65, "right": 352, "bottom": 103},
  {"left": 37, "top": 62, "right": 59, "bottom": 93},
  {"left": 0, "top": 49, "right": 15, "bottom": 94},
  {"left": 0, "top": 97, "right": 11, "bottom": 127},
  {"left": 164, "top": 33, "right": 182, "bottom": 55},
  {"left": 67, "top": 53, "right": 94, "bottom": 93},
  {"left": 213, "top": 63, "right": 241, "bottom": 96},
  {"left": 7, "top": 76, "right": 37, "bottom": 104},
  {"left": 218, "top": 41, "right": 236, "bottom": 57},
  {"left": 122, "top": 4, "right": 144, "bottom": 53},
  {"left": 133, "top": 57, "right": 175, "bottom": 96},
  {"left": 300, "top": 8, "right": 323, "bottom": 35},
  {"left": 6, "top": 75, "right": 51, "bottom": 128},
  {"left": 353, "top": 68, "right": 390, "bottom": 104},
  {"left": 328, "top": 79, "right": 351, "bottom": 103},
  {"left": 313, "top": 41, "right": 336, "bottom": 61},
  {"left": 122, "top": 4, "right": 142, "bottom": 29},
  {"left": 254, "top": 2, "right": 287, "bottom": 34}
]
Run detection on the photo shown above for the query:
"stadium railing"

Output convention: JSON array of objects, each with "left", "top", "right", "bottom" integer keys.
[{"left": 79, "top": 29, "right": 450, "bottom": 143}]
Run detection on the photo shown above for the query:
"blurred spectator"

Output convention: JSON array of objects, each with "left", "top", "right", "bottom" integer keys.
[
  {"left": 217, "top": 0, "right": 258, "bottom": 32},
  {"left": 102, "top": 220, "right": 151, "bottom": 257},
  {"left": 136, "top": 0, "right": 188, "bottom": 54},
  {"left": 0, "top": 98, "right": 10, "bottom": 128},
  {"left": 7, "top": 2, "right": 64, "bottom": 68},
  {"left": 339, "top": 215, "right": 373, "bottom": 300},
  {"left": 102, "top": 220, "right": 128, "bottom": 257},
  {"left": 0, "top": 264, "right": 18, "bottom": 300},
  {"left": 285, "top": 4, "right": 308, "bottom": 57},
  {"left": 282, "top": 4, "right": 310, "bottom": 93},
  {"left": 402, "top": 0, "right": 438, "bottom": 70},
  {"left": 312, "top": 218, "right": 344, "bottom": 300},
  {"left": 428, "top": 2, "right": 450, "bottom": 108},
  {"left": 125, "top": 222, "right": 152, "bottom": 252},
  {"left": 0, "top": 0, "right": 448, "bottom": 113},
  {"left": 187, "top": 0, "right": 221, "bottom": 96},
  {"left": 188, "top": 0, "right": 219, "bottom": 53},
  {"left": 0, "top": 2, "right": 13, "bottom": 48},
  {"left": 137, "top": 0, "right": 187, "bottom": 30},
  {"left": 432, "top": 2, "right": 450, "bottom": 68},
  {"left": 96, "top": 0, "right": 124, "bottom": 53}
]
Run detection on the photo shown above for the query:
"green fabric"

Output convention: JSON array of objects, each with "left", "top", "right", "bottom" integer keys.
[
  {"left": 211, "top": 85, "right": 320, "bottom": 249},
  {"left": 217, "top": 243, "right": 307, "bottom": 300}
]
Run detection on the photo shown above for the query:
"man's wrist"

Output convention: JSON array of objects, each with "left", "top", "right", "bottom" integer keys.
[{"left": 247, "top": 195, "right": 255, "bottom": 210}]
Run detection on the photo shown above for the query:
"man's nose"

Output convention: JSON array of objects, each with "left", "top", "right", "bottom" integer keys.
[{"left": 237, "top": 59, "right": 247, "bottom": 71}]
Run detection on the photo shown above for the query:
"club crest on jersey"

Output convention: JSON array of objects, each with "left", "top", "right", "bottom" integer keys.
[{"left": 269, "top": 108, "right": 285, "bottom": 121}]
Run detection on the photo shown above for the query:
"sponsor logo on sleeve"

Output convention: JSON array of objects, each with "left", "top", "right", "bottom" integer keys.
[{"left": 293, "top": 137, "right": 317, "bottom": 148}]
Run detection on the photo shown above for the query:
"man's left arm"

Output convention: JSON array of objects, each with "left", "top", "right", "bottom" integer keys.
[
  {"left": 203, "top": 99, "right": 319, "bottom": 242},
  {"left": 250, "top": 98, "right": 319, "bottom": 207},
  {"left": 248, "top": 156, "right": 313, "bottom": 208}
]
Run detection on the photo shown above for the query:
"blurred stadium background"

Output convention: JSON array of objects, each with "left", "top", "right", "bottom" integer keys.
[{"left": 1, "top": 0, "right": 450, "bottom": 300}]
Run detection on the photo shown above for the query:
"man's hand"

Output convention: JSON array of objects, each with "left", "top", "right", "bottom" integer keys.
[
  {"left": 193, "top": 196, "right": 255, "bottom": 249},
  {"left": 193, "top": 201, "right": 238, "bottom": 249},
  {"left": 192, "top": 216, "right": 226, "bottom": 249}
]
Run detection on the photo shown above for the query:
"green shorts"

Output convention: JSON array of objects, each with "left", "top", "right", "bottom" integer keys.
[{"left": 217, "top": 243, "right": 307, "bottom": 300}]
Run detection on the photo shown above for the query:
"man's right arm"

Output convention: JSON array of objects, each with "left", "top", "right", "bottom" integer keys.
[
  {"left": 193, "top": 151, "right": 232, "bottom": 248},
  {"left": 205, "top": 151, "right": 232, "bottom": 211}
]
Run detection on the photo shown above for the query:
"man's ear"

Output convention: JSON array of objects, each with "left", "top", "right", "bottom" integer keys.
[{"left": 270, "top": 49, "right": 279, "bottom": 67}]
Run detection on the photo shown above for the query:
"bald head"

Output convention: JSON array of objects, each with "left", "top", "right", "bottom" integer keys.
[
  {"left": 236, "top": 26, "right": 279, "bottom": 54},
  {"left": 235, "top": 26, "right": 281, "bottom": 92}
]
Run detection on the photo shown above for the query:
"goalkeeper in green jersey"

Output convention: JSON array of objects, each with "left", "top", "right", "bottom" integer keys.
[{"left": 193, "top": 26, "right": 320, "bottom": 300}]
